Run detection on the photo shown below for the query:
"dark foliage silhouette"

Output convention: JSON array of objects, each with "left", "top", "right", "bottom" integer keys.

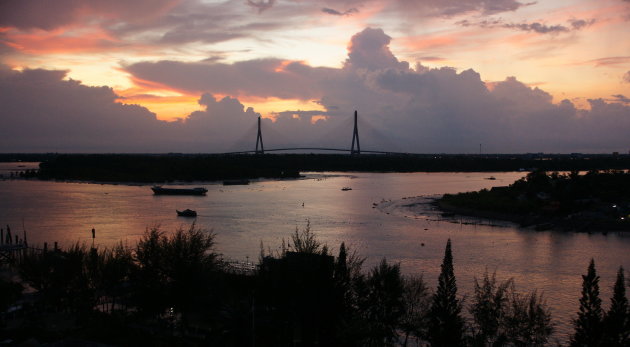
[
  {"left": 428, "top": 238, "right": 465, "bottom": 346},
  {"left": 571, "top": 258, "right": 603, "bottom": 346}
]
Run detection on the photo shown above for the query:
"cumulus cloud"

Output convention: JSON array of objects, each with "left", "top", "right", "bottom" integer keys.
[
  {"left": 3, "top": 27, "right": 630, "bottom": 153},
  {"left": 120, "top": 27, "right": 630, "bottom": 153},
  {"left": 344, "top": 28, "right": 410, "bottom": 71},
  {"left": 0, "top": 65, "right": 169, "bottom": 152}
]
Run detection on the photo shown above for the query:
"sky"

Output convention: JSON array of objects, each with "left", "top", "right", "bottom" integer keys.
[{"left": 0, "top": 0, "right": 629, "bottom": 153}]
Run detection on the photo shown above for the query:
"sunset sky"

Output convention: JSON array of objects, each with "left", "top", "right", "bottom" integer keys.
[{"left": 1, "top": 0, "right": 629, "bottom": 153}]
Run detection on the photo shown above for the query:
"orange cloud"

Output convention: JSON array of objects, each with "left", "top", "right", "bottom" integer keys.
[
  {"left": 4, "top": 28, "right": 121, "bottom": 54},
  {"left": 399, "top": 35, "right": 458, "bottom": 51}
]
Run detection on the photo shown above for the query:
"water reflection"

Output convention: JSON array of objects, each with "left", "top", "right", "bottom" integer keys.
[{"left": 1, "top": 168, "right": 629, "bottom": 340}]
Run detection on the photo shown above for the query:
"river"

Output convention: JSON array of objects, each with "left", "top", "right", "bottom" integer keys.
[{"left": 1, "top": 162, "right": 629, "bottom": 342}]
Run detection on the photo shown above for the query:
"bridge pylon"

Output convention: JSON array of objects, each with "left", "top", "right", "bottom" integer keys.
[
  {"left": 350, "top": 110, "right": 360, "bottom": 155},
  {"left": 255, "top": 116, "right": 264, "bottom": 154}
]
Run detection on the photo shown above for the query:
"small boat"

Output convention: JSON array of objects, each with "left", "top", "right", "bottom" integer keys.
[
  {"left": 485, "top": 176, "right": 496, "bottom": 180},
  {"left": 176, "top": 209, "right": 197, "bottom": 217},
  {"left": 223, "top": 179, "right": 250, "bottom": 186},
  {"left": 151, "top": 186, "right": 207, "bottom": 195},
  {"left": 341, "top": 187, "right": 352, "bottom": 191}
]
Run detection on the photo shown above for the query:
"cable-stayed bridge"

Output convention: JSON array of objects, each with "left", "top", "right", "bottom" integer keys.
[{"left": 221, "top": 111, "right": 407, "bottom": 155}]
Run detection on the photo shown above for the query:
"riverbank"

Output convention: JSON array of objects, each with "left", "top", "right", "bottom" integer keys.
[
  {"left": 434, "top": 170, "right": 630, "bottom": 232},
  {"left": 6, "top": 153, "right": 630, "bottom": 183}
]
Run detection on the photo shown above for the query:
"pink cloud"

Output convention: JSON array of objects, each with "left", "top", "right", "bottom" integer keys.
[{"left": 0, "top": 0, "right": 181, "bottom": 31}]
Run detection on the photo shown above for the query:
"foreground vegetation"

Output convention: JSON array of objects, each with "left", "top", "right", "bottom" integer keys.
[
  {"left": 1, "top": 225, "right": 628, "bottom": 346},
  {"left": 439, "top": 170, "right": 630, "bottom": 231}
]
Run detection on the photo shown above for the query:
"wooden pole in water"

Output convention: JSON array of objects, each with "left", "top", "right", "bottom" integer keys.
[{"left": 22, "top": 218, "right": 27, "bottom": 247}]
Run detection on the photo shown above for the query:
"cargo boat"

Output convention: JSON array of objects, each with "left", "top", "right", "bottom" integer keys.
[
  {"left": 151, "top": 186, "right": 208, "bottom": 195},
  {"left": 222, "top": 179, "right": 250, "bottom": 185}
]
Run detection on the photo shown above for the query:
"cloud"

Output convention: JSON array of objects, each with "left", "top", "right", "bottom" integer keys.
[
  {"left": 569, "top": 18, "right": 595, "bottom": 29},
  {"left": 392, "top": 0, "right": 525, "bottom": 17},
  {"left": 610, "top": 94, "right": 630, "bottom": 104},
  {"left": 344, "top": 28, "right": 410, "bottom": 71},
  {"left": 246, "top": 0, "right": 276, "bottom": 13},
  {"left": 121, "top": 27, "right": 630, "bottom": 153},
  {"left": 3, "top": 27, "right": 630, "bottom": 154},
  {"left": 125, "top": 58, "right": 337, "bottom": 100},
  {"left": 587, "top": 56, "right": 630, "bottom": 67},
  {"left": 0, "top": 0, "right": 180, "bottom": 31},
  {"left": 460, "top": 17, "right": 595, "bottom": 34},
  {"left": 504, "top": 22, "right": 569, "bottom": 34},
  {"left": 624, "top": 71, "right": 630, "bottom": 83},
  {"left": 0, "top": 65, "right": 170, "bottom": 152},
  {"left": 321, "top": 7, "right": 359, "bottom": 16}
]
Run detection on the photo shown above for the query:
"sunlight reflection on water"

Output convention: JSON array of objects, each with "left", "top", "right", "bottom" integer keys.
[{"left": 1, "top": 166, "right": 629, "bottom": 341}]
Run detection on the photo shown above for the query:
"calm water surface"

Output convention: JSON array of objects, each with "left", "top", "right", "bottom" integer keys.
[{"left": 1, "top": 163, "right": 629, "bottom": 341}]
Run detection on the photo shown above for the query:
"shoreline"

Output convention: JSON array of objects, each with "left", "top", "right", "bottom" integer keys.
[{"left": 434, "top": 198, "right": 628, "bottom": 233}]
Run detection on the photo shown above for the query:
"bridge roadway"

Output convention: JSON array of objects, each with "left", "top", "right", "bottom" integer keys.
[{"left": 221, "top": 147, "right": 408, "bottom": 155}]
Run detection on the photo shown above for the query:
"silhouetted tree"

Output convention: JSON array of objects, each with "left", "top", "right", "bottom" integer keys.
[
  {"left": 503, "top": 289, "right": 553, "bottom": 346},
  {"left": 601, "top": 267, "right": 630, "bottom": 346},
  {"left": 400, "top": 275, "right": 431, "bottom": 346},
  {"left": 256, "top": 223, "right": 337, "bottom": 345},
  {"left": 428, "top": 239, "right": 465, "bottom": 346},
  {"left": 288, "top": 219, "right": 325, "bottom": 255},
  {"left": 100, "top": 243, "right": 135, "bottom": 313},
  {"left": 469, "top": 270, "right": 513, "bottom": 346},
  {"left": 132, "top": 225, "right": 218, "bottom": 323},
  {"left": 132, "top": 228, "right": 169, "bottom": 318},
  {"left": 571, "top": 258, "right": 603, "bottom": 347},
  {"left": 361, "top": 258, "right": 405, "bottom": 346}
]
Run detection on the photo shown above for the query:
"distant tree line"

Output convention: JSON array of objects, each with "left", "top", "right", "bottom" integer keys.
[
  {"left": 1, "top": 224, "right": 628, "bottom": 346},
  {"left": 439, "top": 170, "right": 630, "bottom": 231},
  {"left": 32, "top": 153, "right": 630, "bottom": 183}
]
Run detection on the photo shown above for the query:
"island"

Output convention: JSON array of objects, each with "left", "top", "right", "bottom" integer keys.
[{"left": 437, "top": 170, "right": 630, "bottom": 232}]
